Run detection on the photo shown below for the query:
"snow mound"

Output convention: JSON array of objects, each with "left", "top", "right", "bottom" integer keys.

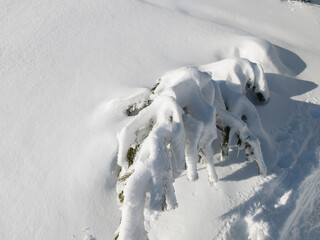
[
  {"left": 217, "top": 37, "right": 306, "bottom": 76},
  {"left": 113, "top": 57, "right": 270, "bottom": 239}
]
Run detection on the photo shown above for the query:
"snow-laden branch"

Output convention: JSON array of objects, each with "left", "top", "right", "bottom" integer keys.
[{"left": 114, "top": 57, "right": 269, "bottom": 240}]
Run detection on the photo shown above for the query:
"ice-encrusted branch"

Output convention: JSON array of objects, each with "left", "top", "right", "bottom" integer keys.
[{"left": 114, "top": 57, "right": 269, "bottom": 240}]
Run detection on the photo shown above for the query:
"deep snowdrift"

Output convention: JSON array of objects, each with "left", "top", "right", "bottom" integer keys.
[{"left": 1, "top": 0, "right": 320, "bottom": 239}]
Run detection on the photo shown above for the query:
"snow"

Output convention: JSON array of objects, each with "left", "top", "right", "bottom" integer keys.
[
  {"left": 1, "top": 0, "right": 320, "bottom": 239},
  {"left": 115, "top": 60, "right": 270, "bottom": 238}
]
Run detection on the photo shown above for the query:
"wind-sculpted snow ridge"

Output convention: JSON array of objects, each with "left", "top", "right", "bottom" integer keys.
[{"left": 114, "top": 57, "right": 269, "bottom": 240}]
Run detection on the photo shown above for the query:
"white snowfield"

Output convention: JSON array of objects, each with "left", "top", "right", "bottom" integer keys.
[{"left": 1, "top": 0, "right": 320, "bottom": 240}]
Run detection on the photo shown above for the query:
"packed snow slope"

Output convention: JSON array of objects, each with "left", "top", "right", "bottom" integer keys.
[{"left": 1, "top": 0, "right": 320, "bottom": 239}]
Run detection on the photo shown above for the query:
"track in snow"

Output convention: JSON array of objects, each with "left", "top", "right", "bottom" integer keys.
[{"left": 217, "top": 90, "right": 320, "bottom": 239}]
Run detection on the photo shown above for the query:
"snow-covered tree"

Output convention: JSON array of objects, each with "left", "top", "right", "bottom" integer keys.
[{"left": 114, "top": 57, "right": 269, "bottom": 240}]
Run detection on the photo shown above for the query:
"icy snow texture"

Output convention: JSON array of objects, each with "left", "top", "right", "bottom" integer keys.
[{"left": 115, "top": 57, "right": 269, "bottom": 239}]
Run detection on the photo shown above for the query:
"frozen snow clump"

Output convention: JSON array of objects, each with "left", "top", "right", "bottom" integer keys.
[{"left": 114, "top": 57, "right": 269, "bottom": 240}]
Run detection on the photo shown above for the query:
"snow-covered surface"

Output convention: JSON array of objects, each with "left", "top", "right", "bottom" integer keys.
[
  {"left": 1, "top": 0, "right": 320, "bottom": 239},
  {"left": 115, "top": 59, "right": 269, "bottom": 239}
]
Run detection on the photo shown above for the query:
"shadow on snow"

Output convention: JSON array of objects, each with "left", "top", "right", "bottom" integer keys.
[{"left": 217, "top": 64, "right": 320, "bottom": 239}]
